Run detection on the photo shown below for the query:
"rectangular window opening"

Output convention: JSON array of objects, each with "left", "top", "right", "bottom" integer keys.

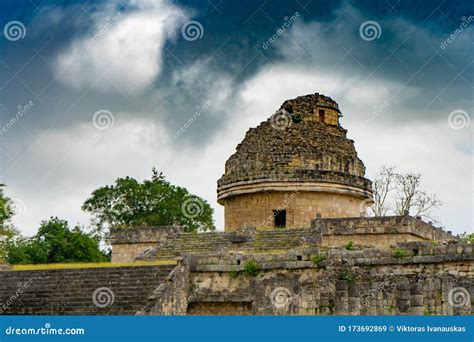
[
  {"left": 274, "top": 210, "right": 286, "bottom": 228},
  {"left": 318, "top": 109, "right": 325, "bottom": 123}
]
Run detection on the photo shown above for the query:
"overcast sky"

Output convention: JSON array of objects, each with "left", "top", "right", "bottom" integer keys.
[{"left": 0, "top": 0, "right": 472, "bottom": 236}]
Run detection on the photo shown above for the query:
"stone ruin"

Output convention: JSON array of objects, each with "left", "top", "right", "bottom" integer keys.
[{"left": 0, "top": 93, "right": 472, "bottom": 316}]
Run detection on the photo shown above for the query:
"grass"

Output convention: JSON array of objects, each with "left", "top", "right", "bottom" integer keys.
[
  {"left": 11, "top": 259, "right": 176, "bottom": 271},
  {"left": 392, "top": 248, "right": 409, "bottom": 258}
]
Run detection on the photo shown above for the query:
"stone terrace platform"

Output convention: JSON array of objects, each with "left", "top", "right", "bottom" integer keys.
[
  {"left": 111, "top": 216, "right": 456, "bottom": 262},
  {"left": 0, "top": 263, "right": 175, "bottom": 315}
]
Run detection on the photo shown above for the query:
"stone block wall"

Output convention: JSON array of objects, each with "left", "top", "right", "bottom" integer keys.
[
  {"left": 223, "top": 191, "right": 365, "bottom": 230},
  {"left": 114, "top": 216, "right": 455, "bottom": 263},
  {"left": 110, "top": 226, "right": 182, "bottom": 262},
  {"left": 138, "top": 227, "right": 322, "bottom": 261},
  {"left": 140, "top": 243, "right": 473, "bottom": 316},
  {"left": 280, "top": 93, "right": 341, "bottom": 126},
  {"left": 318, "top": 216, "right": 455, "bottom": 248}
]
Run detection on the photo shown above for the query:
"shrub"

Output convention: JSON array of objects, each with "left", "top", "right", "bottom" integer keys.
[
  {"left": 311, "top": 254, "right": 326, "bottom": 265},
  {"left": 392, "top": 248, "right": 409, "bottom": 258},
  {"left": 243, "top": 259, "right": 259, "bottom": 277},
  {"left": 291, "top": 113, "right": 303, "bottom": 123},
  {"left": 340, "top": 269, "right": 354, "bottom": 283},
  {"left": 345, "top": 240, "right": 354, "bottom": 250}
]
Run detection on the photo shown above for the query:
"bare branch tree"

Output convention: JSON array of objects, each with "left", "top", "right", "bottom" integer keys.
[
  {"left": 369, "top": 166, "right": 442, "bottom": 221},
  {"left": 369, "top": 165, "right": 397, "bottom": 216},
  {"left": 394, "top": 172, "right": 442, "bottom": 220}
]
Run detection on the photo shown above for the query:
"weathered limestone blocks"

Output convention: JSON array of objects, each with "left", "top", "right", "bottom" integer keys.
[
  {"left": 321, "top": 216, "right": 455, "bottom": 248},
  {"left": 217, "top": 93, "right": 373, "bottom": 231},
  {"left": 137, "top": 243, "right": 473, "bottom": 316},
  {"left": 0, "top": 264, "right": 175, "bottom": 315},
  {"left": 110, "top": 225, "right": 183, "bottom": 262},
  {"left": 136, "top": 227, "right": 322, "bottom": 262},
  {"left": 0, "top": 260, "right": 11, "bottom": 271},
  {"left": 112, "top": 216, "right": 455, "bottom": 263}
]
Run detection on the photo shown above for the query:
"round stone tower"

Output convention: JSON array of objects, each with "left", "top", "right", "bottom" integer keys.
[{"left": 217, "top": 93, "right": 373, "bottom": 231}]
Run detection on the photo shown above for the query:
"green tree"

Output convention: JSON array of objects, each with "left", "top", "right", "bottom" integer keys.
[
  {"left": 81, "top": 169, "right": 215, "bottom": 234},
  {"left": 459, "top": 232, "right": 474, "bottom": 244},
  {"left": 0, "top": 184, "right": 19, "bottom": 260},
  {"left": 7, "top": 217, "right": 108, "bottom": 264}
]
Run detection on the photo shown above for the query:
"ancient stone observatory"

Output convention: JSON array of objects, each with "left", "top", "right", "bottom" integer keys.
[{"left": 217, "top": 93, "right": 373, "bottom": 231}]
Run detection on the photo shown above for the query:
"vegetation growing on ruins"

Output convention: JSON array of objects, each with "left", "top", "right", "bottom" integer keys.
[
  {"left": 392, "top": 248, "right": 410, "bottom": 258},
  {"left": 345, "top": 240, "right": 354, "bottom": 250},
  {"left": 340, "top": 269, "right": 354, "bottom": 283},
  {"left": 243, "top": 260, "right": 259, "bottom": 276},
  {"left": 311, "top": 254, "right": 326, "bottom": 265}
]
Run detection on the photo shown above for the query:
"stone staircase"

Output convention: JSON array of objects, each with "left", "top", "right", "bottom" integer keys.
[
  {"left": 0, "top": 264, "right": 175, "bottom": 315},
  {"left": 139, "top": 228, "right": 319, "bottom": 260}
]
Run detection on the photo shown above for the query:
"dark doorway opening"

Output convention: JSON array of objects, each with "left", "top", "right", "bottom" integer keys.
[
  {"left": 318, "top": 109, "right": 325, "bottom": 123},
  {"left": 274, "top": 210, "right": 286, "bottom": 228}
]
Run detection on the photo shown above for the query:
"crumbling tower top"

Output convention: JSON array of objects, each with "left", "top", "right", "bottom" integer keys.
[
  {"left": 217, "top": 92, "right": 373, "bottom": 231},
  {"left": 279, "top": 93, "right": 342, "bottom": 126}
]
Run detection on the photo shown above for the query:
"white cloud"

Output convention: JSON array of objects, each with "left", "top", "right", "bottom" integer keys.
[{"left": 55, "top": 0, "right": 189, "bottom": 94}]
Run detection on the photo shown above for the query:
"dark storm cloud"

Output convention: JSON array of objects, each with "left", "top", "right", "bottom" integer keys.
[{"left": 1, "top": 0, "right": 472, "bottom": 144}]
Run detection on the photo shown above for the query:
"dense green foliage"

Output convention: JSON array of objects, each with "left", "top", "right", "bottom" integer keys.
[
  {"left": 82, "top": 169, "right": 215, "bottom": 233},
  {"left": 7, "top": 217, "right": 109, "bottom": 265},
  {"left": 0, "top": 184, "right": 18, "bottom": 260}
]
